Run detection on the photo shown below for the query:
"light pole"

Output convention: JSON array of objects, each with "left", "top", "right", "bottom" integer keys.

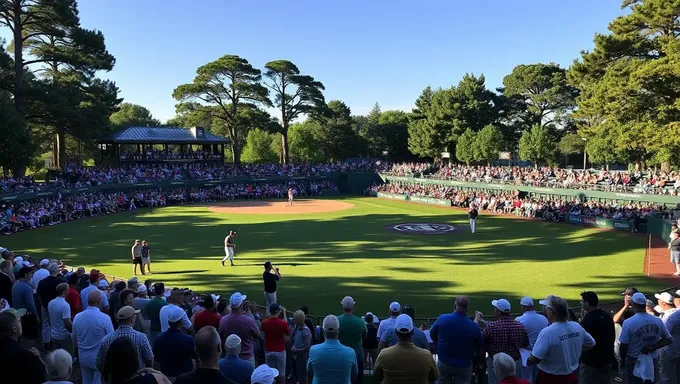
[{"left": 582, "top": 137, "right": 587, "bottom": 170}]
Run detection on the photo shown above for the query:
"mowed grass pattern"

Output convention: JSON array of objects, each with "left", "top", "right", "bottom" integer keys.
[{"left": 1, "top": 197, "right": 663, "bottom": 317}]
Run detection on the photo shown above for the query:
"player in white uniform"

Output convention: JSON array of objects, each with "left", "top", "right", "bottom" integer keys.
[
  {"left": 288, "top": 188, "right": 294, "bottom": 206},
  {"left": 221, "top": 230, "right": 237, "bottom": 266},
  {"left": 468, "top": 203, "right": 478, "bottom": 234}
]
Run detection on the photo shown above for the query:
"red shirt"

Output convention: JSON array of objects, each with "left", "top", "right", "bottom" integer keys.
[
  {"left": 261, "top": 317, "right": 290, "bottom": 352},
  {"left": 501, "top": 377, "right": 531, "bottom": 384},
  {"left": 193, "top": 309, "right": 221, "bottom": 332},
  {"left": 65, "top": 286, "right": 82, "bottom": 320}
]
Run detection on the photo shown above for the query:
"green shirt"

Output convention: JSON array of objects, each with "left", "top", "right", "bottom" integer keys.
[
  {"left": 338, "top": 313, "right": 367, "bottom": 350},
  {"left": 147, "top": 297, "right": 168, "bottom": 332}
]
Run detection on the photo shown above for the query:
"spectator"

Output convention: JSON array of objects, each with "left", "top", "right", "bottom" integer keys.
[
  {"left": 619, "top": 292, "right": 673, "bottom": 384},
  {"left": 307, "top": 315, "right": 358, "bottom": 384},
  {"left": 96, "top": 306, "right": 154, "bottom": 372},
  {"left": 251, "top": 364, "right": 279, "bottom": 384},
  {"left": 218, "top": 292, "right": 260, "bottom": 364},
  {"left": 65, "top": 273, "right": 83, "bottom": 320},
  {"left": 430, "top": 296, "right": 483, "bottom": 384},
  {"left": 44, "top": 348, "right": 74, "bottom": 384},
  {"left": 37, "top": 262, "right": 64, "bottom": 349},
  {"left": 528, "top": 295, "right": 595, "bottom": 384},
  {"left": 159, "top": 289, "right": 192, "bottom": 333},
  {"left": 100, "top": 337, "right": 169, "bottom": 384},
  {"left": 193, "top": 294, "right": 221, "bottom": 332},
  {"left": 73, "top": 289, "right": 114, "bottom": 384},
  {"left": 377, "top": 301, "right": 401, "bottom": 341},
  {"left": 263, "top": 261, "right": 280, "bottom": 315},
  {"left": 219, "top": 334, "right": 254, "bottom": 384},
  {"left": 656, "top": 291, "right": 678, "bottom": 322},
  {"left": 301, "top": 306, "right": 318, "bottom": 344},
  {"left": 337, "top": 296, "right": 367, "bottom": 384},
  {"left": 291, "top": 310, "right": 312, "bottom": 384},
  {"left": 81, "top": 270, "right": 109, "bottom": 313},
  {"left": 261, "top": 303, "right": 290, "bottom": 384},
  {"left": 120, "top": 288, "right": 146, "bottom": 334},
  {"left": 494, "top": 353, "right": 530, "bottom": 384},
  {"left": 579, "top": 291, "right": 615, "bottom": 384},
  {"left": 147, "top": 283, "right": 168, "bottom": 343},
  {"left": 128, "top": 277, "right": 140, "bottom": 291},
  {"left": 378, "top": 304, "right": 429, "bottom": 352},
  {"left": 108, "top": 281, "right": 127, "bottom": 328},
  {"left": 478, "top": 298, "right": 529, "bottom": 384},
  {"left": 374, "top": 313, "right": 438, "bottom": 383},
  {"left": 515, "top": 297, "right": 548, "bottom": 383},
  {"left": 0, "top": 260, "right": 13, "bottom": 306},
  {"left": 363, "top": 313, "right": 379, "bottom": 370},
  {"left": 154, "top": 305, "right": 197, "bottom": 379},
  {"left": 175, "top": 326, "right": 233, "bottom": 384},
  {"left": 661, "top": 304, "right": 680, "bottom": 384},
  {"left": 31, "top": 259, "right": 50, "bottom": 289},
  {"left": 0, "top": 309, "right": 46, "bottom": 384},
  {"left": 48, "top": 282, "right": 73, "bottom": 354},
  {"left": 11, "top": 265, "right": 39, "bottom": 344},
  {"left": 614, "top": 287, "right": 637, "bottom": 325}
]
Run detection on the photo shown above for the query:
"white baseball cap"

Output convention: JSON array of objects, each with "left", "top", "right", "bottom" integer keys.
[
  {"left": 389, "top": 302, "right": 401, "bottom": 313},
  {"left": 655, "top": 292, "right": 674, "bottom": 305},
  {"left": 654, "top": 305, "right": 664, "bottom": 314},
  {"left": 322, "top": 315, "right": 340, "bottom": 332},
  {"left": 251, "top": 364, "right": 279, "bottom": 384},
  {"left": 230, "top": 292, "right": 247, "bottom": 307},
  {"left": 98, "top": 280, "right": 109, "bottom": 289},
  {"left": 14, "top": 257, "right": 23, "bottom": 265},
  {"left": 631, "top": 292, "right": 647, "bottom": 305},
  {"left": 168, "top": 306, "right": 185, "bottom": 323},
  {"left": 520, "top": 297, "right": 534, "bottom": 306},
  {"left": 39, "top": 259, "right": 49, "bottom": 266},
  {"left": 341, "top": 296, "right": 355, "bottom": 309},
  {"left": 137, "top": 285, "right": 147, "bottom": 293},
  {"left": 225, "top": 334, "right": 242, "bottom": 349},
  {"left": 211, "top": 294, "right": 221, "bottom": 303},
  {"left": 492, "top": 299, "right": 511, "bottom": 312},
  {"left": 395, "top": 313, "right": 414, "bottom": 333}
]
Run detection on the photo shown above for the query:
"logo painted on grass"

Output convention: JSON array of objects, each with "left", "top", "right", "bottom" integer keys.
[{"left": 386, "top": 223, "right": 458, "bottom": 235}]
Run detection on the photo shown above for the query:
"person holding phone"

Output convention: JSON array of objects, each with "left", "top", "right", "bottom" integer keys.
[{"left": 263, "top": 261, "right": 281, "bottom": 315}]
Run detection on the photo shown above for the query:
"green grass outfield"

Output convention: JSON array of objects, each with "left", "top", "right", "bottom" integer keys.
[{"left": 1, "top": 197, "right": 664, "bottom": 318}]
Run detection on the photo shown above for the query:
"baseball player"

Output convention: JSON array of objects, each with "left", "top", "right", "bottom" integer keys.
[
  {"left": 468, "top": 203, "right": 478, "bottom": 234},
  {"left": 288, "top": 188, "right": 294, "bottom": 206},
  {"left": 222, "top": 230, "right": 237, "bottom": 266}
]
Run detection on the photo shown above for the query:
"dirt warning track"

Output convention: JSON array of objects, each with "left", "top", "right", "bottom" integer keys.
[{"left": 207, "top": 199, "right": 354, "bottom": 215}]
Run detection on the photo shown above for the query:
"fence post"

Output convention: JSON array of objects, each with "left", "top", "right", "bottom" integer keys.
[{"left": 647, "top": 233, "right": 652, "bottom": 277}]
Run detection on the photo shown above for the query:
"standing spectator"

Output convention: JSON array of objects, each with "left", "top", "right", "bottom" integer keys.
[
  {"left": 108, "top": 281, "right": 127, "bottom": 327},
  {"left": 147, "top": 283, "right": 168, "bottom": 343},
  {"left": 11, "top": 265, "right": 39, "bottom": 345},
  {"left": 100, "top": 337, "right": 168, "bottom": 384},
  {"left": 478, "top": 299, "right": 529, "bottom": 384},
  {"left": 378, "top": 304, "right": 429, "bottom": 352},
  {"left": 31, "top": 259, "right": 50, "bottom": 289},
  {"left": 154, "top": 306, "right": 197, "bottom": 380},
  {"left": 515, "top": 297, "right": 548, "bottom": 383},
  {"left": 528, "top": 296, "right": 596, "bottom": 384},
  {"left": 307, "top": 315, "right": 358, "bottom": 384},
  {"left": 263, "top": 261, "right": 280, "bottom": 315},
  {"left": 44, "top": 349, "right": 74, "bottom": 384},
  {"left": 656, "top": 291, "right": 678, "bottom": 322},
  {"left": 175, "top": 326, "right": 233, "bottom": 384},
  {"left": 80, "top": 270, "right": 109, "bottom": 313},
  {"left": 142, "top": 240, "right": 152, "bottom": 274},
  {"left": 494, "top": 353, "right": 529, "bottom": 384},
  {"left": 430, "top": 296, "right": 483, "bottom": 384},
  {"left": 338, "top": 296, "right": 367, "bottom": 384},
  {"left": 373, "top": 314, "right": 438, "bottom": 383},
  {"left": 377, "top": 302, "right": 401, "bottom": 341},
  {"left": 219, "top": 292, "right": 261, "bottom": 364},
  {"left": 65, "top": 273, "right": 83, "bottom": 320},
  {"left": 363, "top": 313, "right": 379, "bottom": 370},
  {"left": 291, "top": 310, "right": 312, "bottom": 384},
  {"left": 619, "top": 292, "right": 673, "bottom": 384},
  {"left": 579, "top": 291, "right": 615, "bottom": 384},
  {"left": 75, "top": 267, "right": 89, "bottom": 292},
  {"left": 96, "top": 306, "right": 154, "bottom": 372},
  {"left": 261, "top": 303, "right": 290, "bottom": 384},
  {"left": 219, "top": 334, "right": 254, "bottom": 384},
  {"left": 37, "top": 262, "right": 64, "bottom": 349},
  {"left": 192, "top": 294, "right": 221, "bottom": 332},
  {"left": 0, "top": 260, "right": 13, "bottom": 306},
  {"left": 132, "top": 239, "right": 144, "bottom": 276},
  {"left": 72, "top": 289, "right": 114, "bottom": 384},
  {"left": 614, "top": 287, "right": 637, "bottom": 325},
  {"left": 661, "top": 308, "right": 680, "bottom": 384},
  {"left": 0, "top": 309, "right": 46, "bottom": 384},
  {"left": 120, "top": 288, "right": 146, "bottom": 334},
  {"left": 48, "top": 283, "right": 73, "bottom": 354},
  {"left": 159, "top": 289, "right": 192, "bottom": 333}
]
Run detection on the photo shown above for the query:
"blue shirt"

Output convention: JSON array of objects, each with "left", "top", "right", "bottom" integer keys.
[
  {"left": 80, "top": 284, "right": 109, "bottom": 310},
  {"left": 218, "top": 354, "right": 254, "bottom": 384},
  {"left": 307, "top": 339, "right": 357, "bottom": 384},
  {"left": 430, "top": 312, "right": 483, "bottom": 368},
  {"left": 663, "top": 310, "right": 680, "bottom": 358},
  {"left": 153, "top": 328, "right": 196, "bottom": 377},
  {"left": 11, "top": 280, "right": 36, "bottom": 314}
]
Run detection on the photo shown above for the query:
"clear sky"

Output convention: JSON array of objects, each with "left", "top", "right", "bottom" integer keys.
[{"left": 12, "top": 0, "right": 626, "bottom": 122}]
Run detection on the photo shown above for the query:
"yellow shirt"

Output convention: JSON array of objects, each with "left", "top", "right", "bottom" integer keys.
[{"left": 374, "top": 342, "right": 438, "bottom": 384}]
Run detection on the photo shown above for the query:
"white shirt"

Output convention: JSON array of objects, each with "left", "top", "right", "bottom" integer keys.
[
  {"left": 516, "top": 310, "right": 550, "bottom": 349},
  {"left": 620, "top": 312, "right": 671, "bottom": 359},
  {"left": 31, "top": 268, "right": 49, "bottom": 288},
  {"left": 48, "top": 296, "right": 71, "bottom": 340},
  {"left": 661, "top": 308, "right": 679, "bottom": 324},
  {"left": 159, "top": 303, "right": 192, "bottom": 332},
  {"left": 532, "top": 321, "right": 595, "bottom": 375},
  {"left": 72, "top": 307, "right": 114, "bottom": 368},
  {"left": 377, "top": 316, "right": 397, "bottom": 340}
]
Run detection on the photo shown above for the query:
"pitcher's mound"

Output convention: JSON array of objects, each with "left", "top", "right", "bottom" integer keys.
[{"left": 208, "top": 199, "right": 354, "bottom": 215}]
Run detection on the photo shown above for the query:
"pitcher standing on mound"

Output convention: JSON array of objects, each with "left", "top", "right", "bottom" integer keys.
[{"left": 468, "top": 203, "right": 478, "bottom": 234}]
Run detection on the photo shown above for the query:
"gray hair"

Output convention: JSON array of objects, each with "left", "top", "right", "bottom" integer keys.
[
  {"left": 546, "top": 295, "right": 569, "bottom": 322},
  {"left": 46, "top": 349, "right": 72, "bottom": 380},
  {"left": 493, "top": 352, "right": 516, "bottom": 380},
  {"left": 48, "top": 262, "right": 60, "bottom": 273}
]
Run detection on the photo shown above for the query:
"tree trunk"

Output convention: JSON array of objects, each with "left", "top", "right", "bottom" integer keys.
[
  {"left": 10, "top": 4, "right": 27, "bottom": 176},
  {"left": 56, "top": 131, "right": 66, "bottom": 169},
  {"left": 231, "top": 126, "right": 240, "bottom": 165},
  {"left": 281, "top": 128, "right": 289, "bottom": 164}
]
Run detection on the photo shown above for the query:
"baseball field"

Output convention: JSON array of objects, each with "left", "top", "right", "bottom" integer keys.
[{"left": 1, "top": 197, "right": 664, "bottom": 318}]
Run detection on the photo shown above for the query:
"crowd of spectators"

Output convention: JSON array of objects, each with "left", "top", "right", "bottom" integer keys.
[{"left": 120, "top": 149, "right": 222, "bottom": 162}]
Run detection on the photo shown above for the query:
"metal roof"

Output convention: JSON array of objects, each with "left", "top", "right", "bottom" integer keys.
[{"left": 101, "top": 126, "right": 230, "bottom": 144}]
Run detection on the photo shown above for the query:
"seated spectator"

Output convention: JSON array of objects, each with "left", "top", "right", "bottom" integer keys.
[
  {"left": 174, "top": 326, "right": 232, "bottom": 384},
  {"left": 307, "top": 315, "right": 358, "bottom": 384},
  {"left": 0, "top": 308, "right": 46, "bottom": 384},
  {"left": 219, "top": 334, "right": 254, "bottom": 384},
  {"left": 44, "top": 348, "right": 74, "bottom": 384},
  {"left": 100, "top": 337, "right": 169, "bottom": 384},
  {"left": 153, "top": 306, "right": 197, "bottom": 379},
  {"left": 494, "top": 352, "right": 530, "bottom": 384}
]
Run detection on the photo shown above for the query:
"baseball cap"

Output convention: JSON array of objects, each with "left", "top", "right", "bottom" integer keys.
[
  {"left": 654, "top": 305, "right": 664, "bottom": 313},
  {"left": 153, "top": 283, "right": 165, "bottom": 295},
  {"left": 211, "top": 294, "right": 220, "bottom": 303},
  {"left": 98, "top": 280, "right": 109, "bottom": 289},
  {"left": 167, "top": 306, "right": 185, "bottom": 323},
  {"left": 395, "top": 313, "right": 414, "bottom": 333},
  {"left": 230, "top": 292, "right": 247, "bottom": 307},
  {"left": 17, "top": 266, "right": 35, "bottom": 278},
  {"left": 520, "top": 296, "right": 534, "bottom": 306},
  {"left": 39, "top": 259, "right": 49, "bottom": 266},
  {"left": 225, "top": 334, "right": 242, "bottom": 349},
  {"left": 137, "top": 285, "right": 147, "bottom": 293},
  {"left": 128, "top": 277, "right": 139, "bottom": 284},
  {"left": 341, "top": 296, "right": 355, "bottom": 309},
  {"left": 621, "top": 287, "right": 639, "bottom": 296},
  {"left": 492, "top": 299, "right": 511, "bottom": 312},
  {"left": 0, "top": 308, "right": 26, "bottom": 318},
  {"left": 673, "top": 290, "right": 680, "bottom": 299},
  {"left": 269, "top": 303, "right": 281, "bottom": 314},
  {"left": 117, "top": 306, "right": 140, "bottom": 320},
  {"left": 631, "top": 292, "right": 647, "bottom": 305},
  {"left": 89, "top": 270, "right": 103, "bottom": 283},
  {"left": 402, "top": 304, "right": 415, "bottom": 318},
  {"left": 389, "top": 302, "right": 401, "bottom": 313},
  {"left": 655, "top": 292, "right": 674, "bottom": 305},
  {"left": 251, "top": 364, "right": 279, "bottom": 384},
  {"left": 322, "top": 314, "right": 340, "bottom": 332},
  {"left": 13, "top": 256, "right": 23, "bottom": 265}
]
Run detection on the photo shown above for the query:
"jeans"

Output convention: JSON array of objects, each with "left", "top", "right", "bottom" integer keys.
[
  {"left": 264, "top": 292, "right": 277, "bottom": 315},
  {"left": 659, "top": 355, "right": 680, "bottom": 384},
  {"left": 353, "top": 347, "right": 364, "bottom": 384},
  {"left": 81, "top": 365, "right": 102, "bottom": 384},
  {"left": 294, "top": 352, "right": 309, "bottom": 382},
  {"left": 266, "top": 351, "right": 286, "bottom": 378},
  {"left": 579, "top": 363, "right": 611, "bottom": 384},
  {"left": 437, "top": 361, "right": 472, "bottom": 384},
  {"left": 625, "top": 357, "right": 659, "bottom": 384},
  {"left": 41, "top": 306, "right": 51, "bottom": 344},
  {"left": 52, "top": 337, "right": 74, "bottom": 356}
]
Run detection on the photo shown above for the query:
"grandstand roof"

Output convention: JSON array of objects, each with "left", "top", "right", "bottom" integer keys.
[{"left": 101, "top": 126, "right": 230, "bottom": 145}]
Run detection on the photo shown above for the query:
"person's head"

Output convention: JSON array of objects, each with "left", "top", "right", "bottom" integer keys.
[
  {"left": 402, "top": 304, "right": 415, "bottom": 320},
  {"left": 48, "top": 262, "right": 60, "bottom": 276},
  {"left": 67, "top": 273, "right": 79, "bottom": 287},
  {"left": 195, "top": 326, "right": 222, "bottom": 365},
  {"left": 251, "top": 364, "right": 279, "bottom": 384},
  {"left": 200, "top": 294, "right": 215, "bottom": 310},
  {"left": 389, "top": 301, "right": 401, "bottom": 317},
  {"left": 168, "top": 306, "right": 185, "bottom": 329},
  {"left": 127, "top": 277, "right": 139, "bottom": 291},
  {"left": 116, "top": 306, "right": 139, "bottom": 326},
  {"left": 492, "top": 298, "right": 511, "bottom": 318},
  {"left": 301, "top": 306, "right": 309, "bottom": 316},
  {"left": 56, "top": 282, "right": 68, "bottom": 298},
  {"left": 520, "top": 296, "right": 535, "bottom": 313},
  {"left": 655, "top": 292, "right": 676, "bottom": 310},
  {"left": 230, "top": 292, "right": 247, "bottom": 313},
  {"left": 153, "top": 282, "right": 165, "bottom": 297},
  {"left": 39, "top": 259, "right": 50, "bottom": 269},
  {"left": 217, "top": 300, "right": 228, "bottom": 316},
  {"left": 672, "top": 290, "right": 680, "bottom": 308},
  {"left": 493, "top": 352, "right": 517, "bottom": 380},
  {"left": 269, "top": 303, "right": 282, "bottom": 318},
  {"left": 394, "top": 313, "right": 414, "bottom": 342},
  {"left": 0, "top": 309, "right": 25, "bottom": 340},
  {"left": 294, "top": 310, "right": 305, "bottom": 327},
  {"left": 0, "top": 260, "right": 11, "bottom": 275},
  {"left": 137, "top": 284, "right": 148, "bottom": 298},
  {"left": 120, "top": 289, "right": 136, "bottom": 307},
  {"left": 102, "top": 337, "right": 140, "bottom": 383},
  {"left": 45, "top": 348, "right": 72, "bottom": 381},
  {"left": 17, "top": 266, "right": 35, "bottom": 281},
  {"left": 134, "top": 239, "right": 140, "bottom": 247},
  {"left": 169, "top": 289, "right": 183, "bottom": 305},
  {"left": 341, "top": 296, "right": 355, "bottom": 313},
  {"left": 225, "top": 334, "right": 242, "bottom": 356},
  {"left": 322, "top": 314, "right": 340, "bottom": 339},
  {"left": 622, "top": 287, "right": 638, "bottom": 303},
  {"left": 88, "top": 289, "right": 103, "bottom": 309},
  {"left": 365, "top": 313, "right": 374, "bottom": 324},
  {"left": 631, "top": 292, "right": 649, "bottom": 313},
  {"left": 580, "top": 291, "right": 599, "bottom": 312},
  {"left": 113, "top": 281, "right": 126, "bottom": 292},
  {"left": 142, "top": 240, "right": 148, "bottom": 246},
  {"left": 543, "top": 295, "right": 570, "bottom": 323},
  {"left": 264, "top": 261, "right": 272, "bottom": 271},
  {"left": 76, "top": 266, "right": 85, "bottom": 275}
]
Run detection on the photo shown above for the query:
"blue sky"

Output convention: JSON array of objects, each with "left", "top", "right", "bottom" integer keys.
[{"left": 8, "top": 0, "right": 625, "bottom": 122}]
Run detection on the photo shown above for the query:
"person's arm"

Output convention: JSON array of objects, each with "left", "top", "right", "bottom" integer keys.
[
  {"left": 528, "top": 329, "right": 547, "bottom": 366},
  {"left": 613, "top": 296, "right": 631, "bottom": 324},
  {"left": 582, "top": 327, "right": 596, "bottom": 352},
  {"left": 373, "top": 352, "right": 384, "bottom": 382},
  {"left": 642, "top": 320, "right": 673, "bottom": 354},
  {"left": 350, "top": 349, "right": 358, "bottom": 382},
  {"left": 142, "top": 338, "right": 154, "bottom": 368},
  {"left": 304, "top": 330, "right": 312, "bottom": 353},
  {"left": 251, "top": 319, "right": 261, "bottom": 338},
  {"left": 428, "top": 354, "right": 438, "bottom": 383},
  {"left": 361, "top": 321, "right": 367, "bottom": 340},
  {"left": 131, "top": 246, "right": 135, "bottom": 259},
  {"left": 96, "top": 343, "right": 107, "bottom": 372}
]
